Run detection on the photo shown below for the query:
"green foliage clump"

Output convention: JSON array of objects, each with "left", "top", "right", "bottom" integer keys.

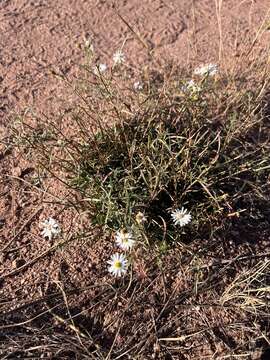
[
  {"left": 67, "top": 73, "right": 269, "bottom": 244},
  {"left": 12, "top": 62, "right": 269, "bottom": 245}
]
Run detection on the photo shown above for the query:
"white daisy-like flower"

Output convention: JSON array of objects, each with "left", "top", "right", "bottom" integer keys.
[
  {"left": 135, "top": 211, "right": 147, "bottom": 224},
  {"left": 194, "top": 63, "right": 218, "bottom": 77},
  {"left": 134, "top": 81, "right": 143, "bottom": 91},
  {"left": 41, "top": 217, "right": 60, "bottom": 240},
  {"left": 113, "top": 50, "right": 125, "bottom": 65},
  {"left": 107, "top": 253, "right": 128, "bottom": 277},
  {"left": 93, "top": 63, "right": 107, "bottom": 75},
  {"left": 181, "top": 79, "right": 201, "bottom": 93},
  {"left": 171, "top": 207, "right": 192, "bottom": 227},
  {"left": 115, "top": 230, "right": 136, "bottom": 251}
]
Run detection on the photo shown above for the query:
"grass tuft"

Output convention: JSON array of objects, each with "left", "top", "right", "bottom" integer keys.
[
  {"left": 6, "top": 45, "right": 270, "bottom": 358},
  {"left": 21, "top": 63, "right": 269, "bottom": 247}
]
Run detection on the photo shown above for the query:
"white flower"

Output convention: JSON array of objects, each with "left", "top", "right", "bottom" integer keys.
[
  {"left": 171, "top": 207, "right": 192, "bottom": 227},
  {"left": 134, "top": 81, "right": 143, "bottom": 91},
  {"left": 115, "top": 230, "right": 135, "bottom": 251},
  {"left": 41, "top": 217, "right": 60, "bottom": 240},
  {"left": 135, "top": 212, "right": 147, "bottom": 224},
  {"left": 194, "top": 63, "right": 218, "bottom": 76},
  {"left": 107, "top": 253, "right": 128, "bottom": 277},
  {"left": 93, "top": 63, "right": 107, "bottom": 75},
  {"left": 181, "top": 80, "right": 201, "bottom": 93},
  {"left": 113, "top": 50, "right": 125, "bottom": 65}
]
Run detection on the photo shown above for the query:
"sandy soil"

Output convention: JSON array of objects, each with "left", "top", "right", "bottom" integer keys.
[
  {"left": 0, "top": 0, "right": 269, "bottom": 122},
  {"left": 0, "top": 0, "right": 270, "bottom": 358}
]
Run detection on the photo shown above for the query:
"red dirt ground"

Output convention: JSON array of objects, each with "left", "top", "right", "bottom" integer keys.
[
  {"left": 1, "top": 0, "right": 269, "bottom": 122},
  {"left": 1, "top": 0, "right": 270, "bottom": 358}
]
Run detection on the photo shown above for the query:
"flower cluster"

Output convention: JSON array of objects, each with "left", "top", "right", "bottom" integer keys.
[
  {"left": 107, "top": 210, "right": 149, "bottom": 277},
  {"left": 40, "top": 208, "right": 191, "bottom": 278},
  {"left": 87, "top": 41, "right": 126, "bottom": 77},
  {"left": 107, "top": 206, "right": 192, "bottom": 277},
  {"left": 40, "top": 207, "right": 191, "bottom": 279},
  {"left": 42, "top": 46, "right": 197, "bottom": 278},
  {"left": 181, "top": 63, "right": 218, "bottom": 96},
  {"left": 107, "top": 228, "right": 136, "bottom": 278}
]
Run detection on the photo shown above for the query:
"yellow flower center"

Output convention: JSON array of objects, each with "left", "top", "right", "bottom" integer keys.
[{"left": 114, "top": 261, "right": 122, "bottom": 269}]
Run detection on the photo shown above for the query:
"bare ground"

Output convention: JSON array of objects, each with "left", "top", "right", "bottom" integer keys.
[{"left": 1, "top": 0, "right": 270, "bottom": 359}]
